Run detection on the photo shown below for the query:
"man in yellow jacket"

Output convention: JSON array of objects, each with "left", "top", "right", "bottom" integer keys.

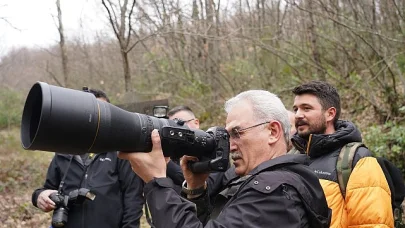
[{"left": 290, "top": 80, "right": 393, "bottom": 228}]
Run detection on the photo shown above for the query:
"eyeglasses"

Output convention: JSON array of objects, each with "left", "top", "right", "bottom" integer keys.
[
  {"left": 229, "top": 121, "right": 270, "bottom": 139},
  {"left": 173, "top": 118, "right": 195, "bottom": 126}
]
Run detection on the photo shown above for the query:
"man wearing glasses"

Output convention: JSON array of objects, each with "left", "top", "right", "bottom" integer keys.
[
  {"left": 164, "top": 105, "right": 200, "bottom": 185},
  {"left": 118, "top": 90, "right": 331, "bottom": 227},
  {"left": 167, "top": 105, "right": 200, "bottom": 129}
]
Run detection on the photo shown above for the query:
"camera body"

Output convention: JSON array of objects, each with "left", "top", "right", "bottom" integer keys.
[
  {"left": 49, "top": 188, "right": 96, "bottom": 227},
  {"left": 160, "top": 126, "right": 230, "bottom": 173}
]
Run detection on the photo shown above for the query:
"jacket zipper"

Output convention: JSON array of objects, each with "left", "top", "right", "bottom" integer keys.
[
  {"left": 83, "top": 166, "right": 89, "bottom": 187},
  {"left": 82, "top": 153, "right": 99, "bottom": 188},
  {"left": 306, "top": 134, "right": 313, "bottom": 156},
  {"left": 82, "top": 165, "right": 89, "bottom": 228},
  {"left": 81, "top": 154, "right": 98, "bottom": 228}
]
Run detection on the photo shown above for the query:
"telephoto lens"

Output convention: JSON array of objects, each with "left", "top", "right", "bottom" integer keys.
[{"left": 21, "top": 82, "right": 229, "bottom": 173}]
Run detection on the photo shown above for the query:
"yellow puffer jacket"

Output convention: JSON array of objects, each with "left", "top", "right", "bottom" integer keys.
[
  {"left": 290, "top": 120, "right": 394, "bottom": 228},
  {"left": 320, "top": 157, "right": 393, "bottom": 228}
]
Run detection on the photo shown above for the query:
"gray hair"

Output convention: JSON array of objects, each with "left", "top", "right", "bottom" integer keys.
[{"left": 224, "top": 90, "right": 290, "bottom": 145}]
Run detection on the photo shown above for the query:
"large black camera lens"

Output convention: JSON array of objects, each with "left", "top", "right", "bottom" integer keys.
[{"left": 20, "top": 82, "right": 216, "bottom": 158}]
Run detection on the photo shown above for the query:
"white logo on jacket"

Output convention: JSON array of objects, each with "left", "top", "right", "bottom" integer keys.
[
  {"left": 99, "top": 158, "right": 112, "bottom": 162},
  {"left": 314, "top": 170, "right": 331, "bottom": 176}
]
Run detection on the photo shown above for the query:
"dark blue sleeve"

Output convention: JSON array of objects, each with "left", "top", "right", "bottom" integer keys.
[
  {"left": 144, "top": 178, "right": 205, "bottom": 228},
  {"left": 166, "top": 160, "right": 185, "bottom": 186},
  {"left": 118, "top": 158, "right": 144, "bottom": 228}
]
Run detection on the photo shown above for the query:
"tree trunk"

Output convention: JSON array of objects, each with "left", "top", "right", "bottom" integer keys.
[
  {"left": 56, "top": 0, "right": 70, "bottom": 87},
  {"left": 307, "top": 0, "right": 324, "bottom": 80},
  {"left": 121, "top": 50, "right": 131, "bottom": 92},
  {"left": 102, "top": 0, "right": 136, "bottom": 92}
]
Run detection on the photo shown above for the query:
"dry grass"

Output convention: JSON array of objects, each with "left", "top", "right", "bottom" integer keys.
[{"left": 0, "top": 127, "right": 150, "bottom": 228}]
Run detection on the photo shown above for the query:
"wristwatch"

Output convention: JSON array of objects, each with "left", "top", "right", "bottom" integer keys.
[{"left": 181, "top": 180, "right": 207, "bottom": 196}]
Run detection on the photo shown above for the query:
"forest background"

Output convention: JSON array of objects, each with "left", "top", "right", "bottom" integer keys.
[{"left": 1, "top": 0, "right": 405, "bottom": 227}]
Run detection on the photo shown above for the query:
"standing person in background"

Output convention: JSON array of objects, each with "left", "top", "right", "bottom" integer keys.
[
  {"left": 32, "top": 88, "right": 144, "bottom": 228},
  {"left": 291, "top": 80, "right": 393, "bottom": 228},
  {"left": 167, "top": 105, "right": 200, "bottom": 129},
  {"left": 164, "top": 105, "right": 201, "bottom": 185},
  {"left": 144, "top": 105, "right": 201, "bottom": 227}
]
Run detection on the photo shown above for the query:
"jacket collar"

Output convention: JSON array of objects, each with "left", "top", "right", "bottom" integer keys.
[
  {"left": 56, "top": 153, "right": 100, "bottom": 166},
  {"left": 251, "top": 154, "right": 309, "bottom": 175},
  {"left": 291, "top": 120, "right": 362, "bottom": 157},
  {"left": 222, "top": 154, "right": 309, "bottom": 186}
]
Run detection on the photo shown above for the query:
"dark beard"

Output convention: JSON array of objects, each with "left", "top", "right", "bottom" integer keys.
[
  {"left": 298, "top": 131, "right": 311, "bottom": 140},
  {"left": 297, "top": 118, "right": 327, "bottom": 140}
]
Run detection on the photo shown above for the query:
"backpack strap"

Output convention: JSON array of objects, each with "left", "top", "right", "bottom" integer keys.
[{"left": 336, "top": 142, "right": 364, "bottom": 198}]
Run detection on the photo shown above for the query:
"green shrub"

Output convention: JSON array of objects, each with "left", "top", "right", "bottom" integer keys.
[
  {"left": 0, "top": 88, "right": 23, "bottom": 129},
  {"left": 363, "top": 121, "right": 405, "bottom": 178}
]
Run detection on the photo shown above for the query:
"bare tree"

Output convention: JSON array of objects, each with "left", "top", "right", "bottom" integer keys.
[
  {"left": 306, "top": 0, "right": 325, "bottom": 80},
  {"left": 56, "top": 0, "right": 70, "bottom": 87},
  {"left": 0, "top": 3, "right": 20, "bottom": 31},
  {"left": 102, "top": 0, "right": 137, "bottom": 92}
]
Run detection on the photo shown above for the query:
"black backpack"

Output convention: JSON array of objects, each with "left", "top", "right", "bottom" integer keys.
[{"left": 337, "top": 142, "right": 405, "bottom": 228}]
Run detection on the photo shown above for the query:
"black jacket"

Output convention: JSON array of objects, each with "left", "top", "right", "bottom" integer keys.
[
  {"left": 144, "top": 154, "right": 331, "bottom": 228},
  {"left": 32, "top": 152, "right": 144, "bottom": 228},
  {"left": 166, "top": 160, "right": 184, "bottom": 193}
]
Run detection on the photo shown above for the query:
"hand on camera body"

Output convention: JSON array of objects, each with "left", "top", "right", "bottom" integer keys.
[
  {"left": 118, "top": 129, "right": 167, "bottom": 183},
  {"left": 180, "top": 156, "right": 209, "bottom": 189},
  {"left": 37, "top": 189, "right": 58, "bottom": 212}
]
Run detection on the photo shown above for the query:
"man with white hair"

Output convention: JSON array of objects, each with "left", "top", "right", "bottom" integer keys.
[{"left": 119, "top": 90, "right": 331, "bottom": 227}]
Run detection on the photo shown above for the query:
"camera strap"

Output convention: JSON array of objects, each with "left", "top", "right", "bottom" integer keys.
[{"left": 57, "top": 155, "right": 74, "bottom": 193}]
